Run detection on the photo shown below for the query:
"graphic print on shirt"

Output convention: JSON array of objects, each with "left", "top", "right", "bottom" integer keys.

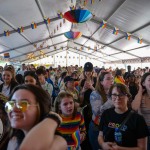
[{"left": 108, "top": 122, "right": 127, "bottom": 131}]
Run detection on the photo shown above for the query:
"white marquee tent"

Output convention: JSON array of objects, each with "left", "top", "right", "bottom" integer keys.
[{"left": 0, "top": 0, "right": 150, "bottom": 69}]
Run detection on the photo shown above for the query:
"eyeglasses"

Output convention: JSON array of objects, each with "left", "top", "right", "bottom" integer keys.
[
  {"left": 111, "top": 93, "right": 127, "bottom": 99},
  {"left": 5, "top": 100, "right": 38, "bottom": 113}
]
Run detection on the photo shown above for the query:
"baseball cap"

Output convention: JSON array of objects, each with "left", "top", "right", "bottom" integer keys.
[{"left": 84, "top": 62, "right": 93, "bottom": 72}]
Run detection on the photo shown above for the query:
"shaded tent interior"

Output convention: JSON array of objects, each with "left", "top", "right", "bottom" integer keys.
[{"left": 0, "top": 0, "right": 150, "bottom": 67}]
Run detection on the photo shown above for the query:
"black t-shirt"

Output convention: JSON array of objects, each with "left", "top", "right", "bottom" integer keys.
[
  {"left": 99, "top": 108, "right": 149, "bottom": 147},
  {"left": 129, "top": 84, "right": 138, "bottom": 100}
]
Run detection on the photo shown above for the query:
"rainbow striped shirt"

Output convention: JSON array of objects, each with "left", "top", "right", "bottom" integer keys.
[{"left": 57, "top": 112, "right": 86, "bottom": 147}]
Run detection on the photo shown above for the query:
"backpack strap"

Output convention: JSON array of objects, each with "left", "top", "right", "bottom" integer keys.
[{"left": 119, "top": 110, "right": 134, "bottom": 130}]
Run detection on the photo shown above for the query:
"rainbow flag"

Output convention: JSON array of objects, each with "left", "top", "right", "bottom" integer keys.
[
  {"left": 67, "top": 146, "right": 76, "bottom": 150},
  {"left": 57, "top": 12, "right": 63, "bottom": 19},
  {"left": 70, "top": 5, "right": 76, "bottom": 10},
  {"left": 72, "top": 130, "right": 80, "bottom": 150},
  {"left": 94, "top": 46, "right": 97, "bottom": 51},
  {"left": 33, "top": 44, "right": 37, "bottom": 48},
  {"left": 63, "top": 18, "right": 66, "bottom": 24},
  {"left": 74, "top": 47, "right": 77, "bottom": 50},
  {"left": 114, "top": 76, "right": 125, "bottom": 84},
  {"left": 4, "top": 30, "right": 10, "bottom": 36},
  {"left": 113, "top": 27, "right": 119, "bottom": 35},
  {"left": 44, "top": 17, "right": 50, "bottom": 24},
  {"left": 138, "top": 37, "right": 142, "bottom": 44},
  {"left": 125, "top": 33, "right": 131, "bottom": 40},
  {"left": 4, "top": 53, "right": 10, "bottom": 58},
  {"left": 100, "top": 20, "right": 107, "bottom": 28},
  {"left": 60, "top": 22, "right": 62, "bottom": 27},
  {"left": 91, "top": 0, "right": 94, "bottom": 4},
  {"left": 17, "top": 27, "right": 24, "bottom": 33},
  {"left": 84, "top": 0, "right": 88, "bottom": 6},
  {"left": 31, "top": 22, "right": 37, "bottom": 29}
]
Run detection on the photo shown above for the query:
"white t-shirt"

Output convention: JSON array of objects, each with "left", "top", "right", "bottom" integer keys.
[
  {"left": 41, "top": 81, "right": 53, "bottom": 97},
  {"left": 2, "top": 85, "right": 10, "bottom": 97}
]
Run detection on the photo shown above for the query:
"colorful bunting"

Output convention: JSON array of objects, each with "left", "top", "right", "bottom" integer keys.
[
  {"left": 113, "top": 27, "right": 119, "bottom": 35},
  {"left": 74, "top": 47, "right": 77, "bottom": 50},
  {"left": 84, "top": 0, "right": 88, "bottom": 6},
  {"left": 138, "top": 37, "right": 143, "bottom": 44},
  {"left": 1, "top": 15, "right": 145, "bottom": 46},
  {"left": 100, "top": 20, "right": 107, "bottom": 28},
  {"left": 70, "top": 5, "right": 76, "bottom": 10},
  {"left": 57, "top": 11, "right": 63, "bottom": 19},
  {"left": 4, "top": 53, "right": 10, "bottom": 58},
  {"left": 4, "top": 30, "right": 10, "bottom": 36},
  {"left": 44, "top": 17, "right": 50, "bottom": 24},
  {"left": 125, "top": 33, "right": 131, "bottom": 40},
  {"left": 63, "top": 19, "right": 66, "bottom": 24},
  {"left": 31, "top": 22, "right": 37, "bottom": 29},
  {"left": 33, "top": 44, "right": 37, "bottom": 48},
  {"left": 94, "top": 46, "right": 97, "bottom": 51},
  {"left": 17, "top": 27, "right": 24, "bottom": 33},
  {"left": 80, "top": 47, "right": 83, "bottom": 50},
  {"left": 91, "top": 0, "right": 95, "bottom": 4},
  {"left": 60, "top": 22, "right": 62, "bottom": 27}
]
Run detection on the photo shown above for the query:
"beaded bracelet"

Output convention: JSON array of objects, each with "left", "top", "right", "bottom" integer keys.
[{"left": 46, "top": 113, "right": 61, "bottom": 127}]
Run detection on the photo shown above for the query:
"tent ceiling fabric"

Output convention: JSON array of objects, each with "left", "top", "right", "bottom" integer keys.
[{"left": 0, "top": 0, "right": 150, "bottom": 64}]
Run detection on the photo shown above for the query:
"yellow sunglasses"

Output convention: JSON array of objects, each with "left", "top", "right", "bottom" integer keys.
[{"left": 5, "top": 100, "right": 38, "bottom": 113}]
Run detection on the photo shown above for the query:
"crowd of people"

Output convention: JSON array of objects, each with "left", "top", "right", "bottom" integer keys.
[{"left": 0, "top": 62, "right": 150, "bottom": 150}]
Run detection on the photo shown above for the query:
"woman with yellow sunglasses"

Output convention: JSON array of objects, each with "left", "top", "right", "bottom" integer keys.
[{"left": 5, "top": 84, "right": 67, "bottom": 150}]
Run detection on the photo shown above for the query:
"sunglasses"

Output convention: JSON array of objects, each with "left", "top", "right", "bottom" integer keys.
[{"left": 5, "top": 100, "right": 38, "bottom": 113}]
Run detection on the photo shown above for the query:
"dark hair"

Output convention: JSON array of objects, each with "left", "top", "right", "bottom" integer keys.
[
  {"left": 9, "top": 84, "right": 51, "bottom": 147},
  {"left": 24, "top": 71, "right": 41, "bottom": 87},
  {"left": 36, "top": 68, "right": 46, "bottom": 75},
  {"left": 108, "top": 83, "right": 132, "bottom": 107},
  {"left": 95, "top": 72, "right": 111, "bottom": 103},
  {"left": 115, "top": 69, "right": 122, "bottom": 77},
  {"left": 55, "top": 91, "right": 77, "bottom": 119},
  {"left": 141, "top": 72, "right": 150, "bottom": 95},
  {"left": 15, "top": 74, "right": 24, "bottom": 84},
  {"left": 60, "top": 71, "right": 67, "bottom": 79},
  {"left": 9, "top": 84, "right": 51, "bottom": 121}
]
